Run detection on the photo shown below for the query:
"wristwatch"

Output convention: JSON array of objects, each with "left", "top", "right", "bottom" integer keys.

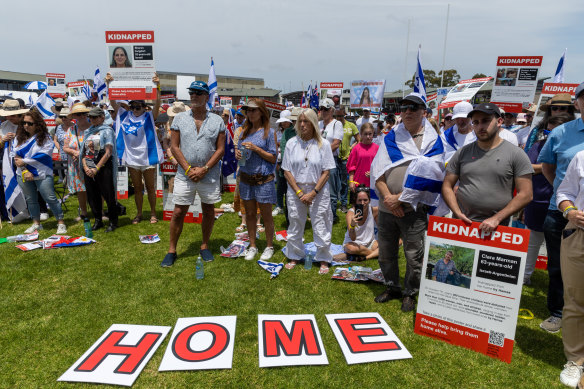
[{"left": 204, "top": 165, "right": 210, "bottom": 173}]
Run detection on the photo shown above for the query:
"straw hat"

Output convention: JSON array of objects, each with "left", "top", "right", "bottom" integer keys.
[
  {"left": 67, "top": 103, "right": 91, "bottom": 118},
  {"left": 539, "top": 93, "right": 572, "bottom": 112},
  {"left": 0, "top": 99, "right": 29, "bottom": 116},
  {"left": 167, "top": 101, "right": 190, "bottom": 117},
  {"left": 58, "top": 107, "right": 71, "bottom": 117}
]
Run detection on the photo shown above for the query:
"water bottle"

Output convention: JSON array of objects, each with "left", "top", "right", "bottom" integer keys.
[
  {"left": 196, "top": 256, "right": 204, "bottom": 280},
  {"left": 304, "top": 253, "right": 313, "bottom": 270},
  {"left": 238, "top": 147, "right": 248, "bottom": 167},
  {"left": 84, "top": 220, "right": 93, "bottom": 239}
]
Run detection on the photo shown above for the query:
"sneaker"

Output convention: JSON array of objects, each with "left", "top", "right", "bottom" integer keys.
[
  {"left": 24, "top": 223, "right": 43, "bottom": 234},
  {"left": 56, "top": 223, "right": 67, "bottom": 234},
  {"left": 260, "top": 247, "right": 275, "bottom": 261},
  {"left": 340, "top": 205, "right": 348, "bottom": 213},
  {"left": 374, "top": 287, "right": 402, "bottom": 303},
  {"left": 560, "top": 361, "right": 584, "bottom": 388},
  {"left": 540, "top": 316, "right": 562, "bottom": 333},
  {"left": 401, "top": 296, "right": 416, "bottom": 312},
  {"left": 272, "top": 207, "right": 283, "bottom": 216},
  {"left": 39, "top": 213, "right": 49, "bottom": 221},
  {"left": 160, "top": 253, "right": 177, "bottom": 267},
  {"left": 244, "top": 247, "right": 258, "bottom": 261}
]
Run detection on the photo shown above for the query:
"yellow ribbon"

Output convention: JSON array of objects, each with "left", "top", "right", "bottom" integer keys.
[{"left": 518, "top": 309, "right": 534, "bottom": 320}]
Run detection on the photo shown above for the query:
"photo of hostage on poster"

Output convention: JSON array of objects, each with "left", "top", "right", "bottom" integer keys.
[
  {"left": 46, "top": 73, "right": 66, "bottom": 97},
  {"left": 415, "top": 216, "right": 529, "bottom": 363},
  {"left": 106, "top": 30, "right": 156, "bottom": 100},
  {"left": 350, "top": 80, "right": 385, "bottom": 109}
]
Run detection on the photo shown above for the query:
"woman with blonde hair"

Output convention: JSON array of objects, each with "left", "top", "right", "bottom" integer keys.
[{"left": 282, "top": 109, "right": 336, "bottom": 274}]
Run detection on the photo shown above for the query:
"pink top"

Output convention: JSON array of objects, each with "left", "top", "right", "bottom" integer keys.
[{"left": 346, "top": 142, "right": 379, "bottom": 186}]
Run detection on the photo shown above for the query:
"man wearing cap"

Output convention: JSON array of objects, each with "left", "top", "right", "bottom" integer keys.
[
  {"left": 336, "top": 107, "right": 360, "bottom": 213},
  {"left": 356, "top": 107, "right": 373, "bottom": 131},
  {"left": 273, "top": 110, "right": 294, "bottom": 218},
  {"left": 441, "top": 113, "right": 453, "bottom": 133},
  {"left": 442, "top": 102, "right": 533, "bottom": 231},
  {"left": 161, "top": 81, "right": 226, "bottom": 267},
  {"left": 371, "top": 93, "right": 443, "bottom": 312},
  {"left": 319, "top": 98, "right": 344, "bottom": 222},
  {"left": 497, "top": 109, "right": 519, "bottom": 146},
  {"left": 425, "top": 107, "right": 433, "bottom": 119},
  {"left": 501, "top": 112, "right": 522, "bottom": 133},
  {"left": 441, "top": 101, "right": 476, "bottom": 162},
  {"left": 536, "top": 82, "right": 584, "bottom": 333},
  {"left": 234, "top": 110, "right": 245, "bottom": 130}
]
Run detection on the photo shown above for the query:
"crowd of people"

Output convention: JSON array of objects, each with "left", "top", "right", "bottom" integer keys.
[{"left": 1, "top": 78, "right": 584, "bottom": 387}]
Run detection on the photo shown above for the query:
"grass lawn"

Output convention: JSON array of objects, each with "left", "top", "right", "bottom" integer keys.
[{"left": 0, "top": 190, "right": 567, "bottom": 388}]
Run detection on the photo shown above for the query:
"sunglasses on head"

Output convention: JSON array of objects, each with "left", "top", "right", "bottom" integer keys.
[
  {"left": 551, "top": 106, "right": 568, "bottom": 112},
  {"left": 188, "top": 90, "right": 206, "bottom": 96},
  {"left": 400, "top": 105, "right": 421, "bottom": 113},
  {"left": 356, "top": 186, "right": 370, "bottom": 193}
]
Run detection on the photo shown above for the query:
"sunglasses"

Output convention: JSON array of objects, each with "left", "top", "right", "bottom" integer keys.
[
  {"left": 246, "top": 108, "right": 258, "bottom": 113},
  {"left": 188, "top": 90, "right": 206, "bottom": 96},
  {"left": 23, "top": 121, "right": 35, "bottom": 126},
  {"left": 400, "top": 105, "right": 421, "bottom": 113},
  {"left": 319, "top": 107, "right": 332, "bottom": 112},
  {"left": 73, "top": 113, "right": 87, "bottom": 117},
  {"left": 130, "top": 105, "right": 144, "bottom": 110},
  {"left": 551, "top": 106, "right": 568, "bottom": 112},
  {"left": 356, "top": 186, "right": 370, "bottom": 193}
]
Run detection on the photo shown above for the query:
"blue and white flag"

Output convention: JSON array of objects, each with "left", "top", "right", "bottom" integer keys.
[
  {"left": 441, "top": 125, "right": 476, "bottom": 162},
  {"left": 207, "top": 58, "right": 218, "bottom": 109},
  {"left": 257, "top": 260, "right": 284, "bottom": 279},
  {"left": 115, "top": 108, "right": 164, "bottom": 167},
  {"left": 2, "top": 142, "right": 29, "bottom": 221},
  {"left": 553, "top": 48, "right": 567, "bottom": 83},
  {"left": 413, "top": 45, "right": 426, "bottom": 102},
  {"left": 370, "top": 118, "right": 446, "bottom": 214},
  {"left": 81, "top": 83, "right": 92, "bottom": 101},
  {"left": 27, "top": 94, "right": 36, "bottom": 107},
  {"left": 93, "top": 67, "right": 107, "bottom": 100},
  {"left": 35, "top": 91, "right": 56, "bottom": 119},
  {"left": 14, "top": 134, "right": 54, "bottom": 179}
]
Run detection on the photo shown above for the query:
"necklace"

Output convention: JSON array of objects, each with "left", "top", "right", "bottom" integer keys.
[{"left": 302, "top": 139, "right": 314, "bottom": 167}]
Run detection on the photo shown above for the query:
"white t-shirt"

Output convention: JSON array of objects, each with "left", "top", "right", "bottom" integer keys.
[
  {"left": 356, "top": 116, "right": 372, "bottom": 130},
  {"left": 499, "top": 128, "right": 519, "bottom": 146},
  {"left": 318, "top": 119, "right": 343, "bottom": 156},
  {"left": 281, "top": 137, "right": 336, "bottom": 184},
  {"left": 451, "top": 125, "right": 476, "bottom": 147}
]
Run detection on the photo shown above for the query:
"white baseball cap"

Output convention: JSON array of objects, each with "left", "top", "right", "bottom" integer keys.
[
  {"left": 451, "top": 101, "right": 473, "bottom": 120},
  {"left": 276, "top": 109, "right": 292, "bottom": 123}
]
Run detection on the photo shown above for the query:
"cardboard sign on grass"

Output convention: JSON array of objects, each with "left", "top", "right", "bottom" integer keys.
[
  {"left": 159, "top": 316, "right": 237, "bottom": 371},
  {"left": 258, "top": 314, "right": 328, "bottom": 367},
  {"left": 414, "top": 216, "right": 529, "bottom": 363},
  {"left": 58, "top": 324, "right": 170, "bottom": 387},
  {"left": 326, "top": 313, "right": 412, "bottom": 364}
]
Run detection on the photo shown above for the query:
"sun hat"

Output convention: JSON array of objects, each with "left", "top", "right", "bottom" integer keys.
[
  {"left": 276, "top": 110, "right": 292, "bottom": 123},
  {"left": 50, "top": 98, "right": 67, "bottom": 115},
  {"left": 87, "top": 107, "right": 105, "bottom": 117},
  {"left": 288, "top": 107, "right": 304, "bottom": 121},
  {"left": 58, "top": 107, "right": 71, "bottom": 117},
  {"left": 539, "top": 93, "right": 572, "bottom": 112},
  {"left": 166, "top": 101, "right": 190, "bottom": 117},
  {"left": 67, "top": 103, "right": 91, "bottom": 118},
  {"left": 242, "top": 99, "right": 261, "bottom": 110},
  {"left": 0, "top": 99, "right": 29, "bottom": 116}
]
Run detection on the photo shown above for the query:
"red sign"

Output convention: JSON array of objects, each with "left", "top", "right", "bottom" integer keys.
[
  {"left": 457, "top": 77, "right": 493, "bottom": 84},
  {"left": 490, "top": 101, "right": 523, "bottom": 114},
  {"left": 496, "top": 56, "right": 543, "bottom": 66},
  {"left": 320, "top": 82, "right": 343, "bottom": 89},
  {"left": 263, "top": 100, "right": 286, "bottom": 111},
  {"left": 67, "top": 81, "right": 86, "bottom": 88},
  {"left": 541, "top": 83, "right": 579, "bottom": 96},
  {"left": 46, "top": 73, "right": 66, "bottom": 78},
  {"left": 105, "top": 31, "right": 154, "bottom": 43}
]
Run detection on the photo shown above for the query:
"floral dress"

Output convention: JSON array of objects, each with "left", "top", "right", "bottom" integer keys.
[{"left": 64, "top": 125, "right": 85, "bottom": 193}]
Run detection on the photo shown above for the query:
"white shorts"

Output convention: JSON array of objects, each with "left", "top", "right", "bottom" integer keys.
[
  {"left": 127, "top": 165, "right": 156, "bottom": 172},
  {"left": 173, "top": 178, "right": 221, "bottom": 205}
]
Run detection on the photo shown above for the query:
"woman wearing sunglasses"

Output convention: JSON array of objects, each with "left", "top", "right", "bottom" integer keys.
[
  {"left": 106, "top": 73, "right": 163, "bottom": 224},
  {"left": 524, "top": 93, "right": 576, "bottom": 153},
  {"left": 13, "top": 109, "right": 67, "bottom": 234},
  {"left": 343, "top": 186, "right": 379, "bottom": 261}
]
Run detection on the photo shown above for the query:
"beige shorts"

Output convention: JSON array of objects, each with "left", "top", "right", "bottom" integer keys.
[
  {"left": 127, "top": 165, "right": 156, "bottom": 172},
  {"left": 173, "top": 178, "right": 221, "bottom": 205}
]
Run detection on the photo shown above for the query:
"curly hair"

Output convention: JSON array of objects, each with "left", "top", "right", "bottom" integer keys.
[{"left": 16, "top": 108, "right": 50, "bottom": 146}]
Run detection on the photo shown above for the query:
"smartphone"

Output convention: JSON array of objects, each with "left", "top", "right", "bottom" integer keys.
[{"left": 354, "top": 204, "right": 364, "bottom": 218}]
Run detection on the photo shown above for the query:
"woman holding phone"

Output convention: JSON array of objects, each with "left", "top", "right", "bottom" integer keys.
[{"left": 343, "top": 186, "right": 378, "bottom": 260}]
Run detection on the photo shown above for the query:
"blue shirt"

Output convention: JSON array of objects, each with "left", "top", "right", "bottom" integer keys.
[
  {"left": 537, "top": 118, "right": 584, "bottom": 211},
  {"left": 237, "top": 128, "right": 277, "bottom": 176},
  {"left": 432, "top": 258, "right": 457, "bottom": 283}
]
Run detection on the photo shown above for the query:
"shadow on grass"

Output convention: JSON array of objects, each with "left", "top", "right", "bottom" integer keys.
[{"left": 515, "top": 325, "right": 564, "bottom": 367}]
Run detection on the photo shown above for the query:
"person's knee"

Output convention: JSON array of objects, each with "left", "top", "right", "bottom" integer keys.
[{"left": 172, "top": 206, "right": 188, "bottom": 219}]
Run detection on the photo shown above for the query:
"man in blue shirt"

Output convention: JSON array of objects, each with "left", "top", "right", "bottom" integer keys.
[
  {"left": 537, "top": 81, "right": 584, "bottom": 333},
  {"left": 432, "top": 250, "right": 457, "bottom": 284}
]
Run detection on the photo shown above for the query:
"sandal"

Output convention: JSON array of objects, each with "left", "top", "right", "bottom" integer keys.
[
  {"left": 285, "top": 260, "right": 297, "bottom": 270},
  {"left": 235, "top": 224, "right": 247, "bottom": 232},
  {"left": 150, "top": 215, "right": 158, "bottom": 224},
  {"left": 132, "top": 216, "right": 142, "bottom": 225},
  {"left": 319, "top": 265, "right": 330, "bottom": 275},
  {"left": 257, "top": 224, "right": 265, "bottom": 233}
]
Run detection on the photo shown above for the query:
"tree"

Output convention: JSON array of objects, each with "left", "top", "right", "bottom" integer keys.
[
  {"left": 472, "top": 73, "right": 488, "bottom": 79},
  {"left": 405, "top": 69, "right": 461, "bottom": 89}
]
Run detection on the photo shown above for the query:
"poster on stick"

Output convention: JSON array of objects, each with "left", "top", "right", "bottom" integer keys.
[
  {"left": 320, "top": 82, "right": 343, "bottom": 100},
  {"left": 350, "top": 80, "right": 385, "bottom": 109},
  {"left": 414, "top": 216, "right": 529, "bottom": 363},
  {"left": 58, "top": 324, "right": 170, "bottom": 387},
  {"left": 106, "top": 30, "right": 156, "bottom": 101},
  {"left": 490, "top": 56, "right": 542, "bottom": 113},
  {"left": 438, "top": 78, "right": 492, "bottom": 110},
  {"left": 46, "top": 73, "right": 66, "bottom": 97}
]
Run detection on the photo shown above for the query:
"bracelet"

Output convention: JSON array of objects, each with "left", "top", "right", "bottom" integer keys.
[
  {"left": 96, "top": 165, "right": 101, "bottom": 171},
  {"left": 204, "top": 165, "right": 210, "bottom": 172},
  {"left": 185, "top": 165, "right": 192, "bottom": 175},
  {"left": 314, "top": 187, "right": 319, "bottom": 194},
  {"left": 349, "top": 181, "right": 357, "bottom": 184},
  {"left": 348, "top": 224, "right": 356, "bottom": 230},
  {"left": 563, "top": 205, "right": 578, "bottom": 219},
  {"left": 168, "top": 156, "right": 174, "bottom": 160},
  {"left": 296, "top": 189, "right": 303, "bottom": 196}
]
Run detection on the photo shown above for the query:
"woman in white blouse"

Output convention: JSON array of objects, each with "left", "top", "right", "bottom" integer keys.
[{"left": 281, "top": 109, "right": 336, "bottom": 274}]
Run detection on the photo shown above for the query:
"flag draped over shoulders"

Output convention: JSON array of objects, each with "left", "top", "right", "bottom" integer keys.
[
  {"left": 14, "top": 135, "right": 54, "bottom": 179},
  {"left": 2, "top": 142, "right": 29, "bottom": 221},
  {"left": 115, "top": 108, "right": 163, "bottom": 167}
]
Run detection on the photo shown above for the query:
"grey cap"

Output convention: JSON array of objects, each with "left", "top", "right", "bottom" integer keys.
[
  {"left": 575, "top": 82, "right": 584, "bottom": 99},
  {"left": 402, "top": 93, "right": 426, "bottom": 107},
  {"left": 87, "top": 107, "right": 105, "bottom": 117}
]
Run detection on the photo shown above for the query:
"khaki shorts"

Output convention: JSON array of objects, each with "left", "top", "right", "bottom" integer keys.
[
  {"left": 173, "top": 178, "right": 221, "bottom": 205},
  {"left": 127, "top": 165, "right": 156, "bottom": 172}
]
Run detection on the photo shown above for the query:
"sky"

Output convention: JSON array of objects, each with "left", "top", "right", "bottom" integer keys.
[{"left": 4, "top": 0, "right": 584, "bottom": 93}]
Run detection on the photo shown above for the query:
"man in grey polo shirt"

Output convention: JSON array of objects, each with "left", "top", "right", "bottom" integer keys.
[{"left": 161, "top": 81, "right": 226, "bottom": 267}]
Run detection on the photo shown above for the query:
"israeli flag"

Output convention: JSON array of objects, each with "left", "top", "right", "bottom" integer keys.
[
  {"left": 441, "top": 125, "right": 476, "bottom": 162},
  {"left": 27, "top": 94, "right": 37, "bottom": 107},
  {"left": 35, "top": 91, "right": 56, "bottom": 119},
  {"left": 82, "top": 83, "right": 92, "bottom": 101},
  {"left": 257, "top": 260, "right": 284, "bottom": 279},
  {"left": 553, "top": 48, "right": 567, "bottom": 83},
  {"left": 93, "top": 67, "right": 107, "bottom": 100},
  {"left": 207, "top": 58, "right": 218, "bottom": 109},
  {"left": 370, "top": 118, "right": 446, "bottom": 214},
  {"left": 115, "top": 108, "right": 164, "bottom": 167},
  {"left": 14, "top": 134, "right": 54, "bottom": 180},
  {"left": 413, "top": 45, "right": 426, "bottom": 102},
  {"left": 2, "top": 142, "right": 29, "bottom": 222}
]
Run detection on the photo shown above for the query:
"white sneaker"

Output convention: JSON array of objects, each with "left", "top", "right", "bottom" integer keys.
[
  {"left": 244, "top": 247, "right": 258, "bottom": 261},
  {"left": 272, "top": 207, "right": 283, "bottom": 216},
  {"left": 260, "top": 247, "right": 275, "bottom": 261},
  {"left": 56, "top": 223, "right": 67, "bottom": 234},
  {"left": 39, "top": 213, "right": 49, "bottom": 221},
  {"left": 24, "top": 223, "right": 43, "bottom": 234},
  {"left": 560, "top": 361, "right": 583, "bottom": 388}
]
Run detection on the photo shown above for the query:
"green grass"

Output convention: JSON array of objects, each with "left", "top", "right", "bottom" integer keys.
[{"left": 0, "top": 190, "right": 566, "bottom": 388}]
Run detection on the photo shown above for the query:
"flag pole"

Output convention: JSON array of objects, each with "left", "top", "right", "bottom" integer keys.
[
  {"left": 403, "top": 19, "right": 410, "bottom": 99},
  {"left": 440, "top": 4, "right": 450, "bottom": 89}
]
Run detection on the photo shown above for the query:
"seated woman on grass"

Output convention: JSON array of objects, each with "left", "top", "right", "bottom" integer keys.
[{"left": 343, "top": 186, "right": 378, "bottom": 261}]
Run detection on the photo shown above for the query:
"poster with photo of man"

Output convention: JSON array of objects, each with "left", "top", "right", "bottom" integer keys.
[{"left": 46, "top": 73, "right": 66, "bottom": 97}]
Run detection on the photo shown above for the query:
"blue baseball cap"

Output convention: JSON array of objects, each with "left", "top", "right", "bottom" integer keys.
[{"left": 187, "top": 81, "right": 209, "bottom": 94}]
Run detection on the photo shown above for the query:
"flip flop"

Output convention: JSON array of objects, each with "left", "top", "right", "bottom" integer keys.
[
  {"left": 319, "top": 265, "right": 330, "bottom": 275},
  {"left": 150, "top": 215, "right": 158, "bottom": 224},
  {"left": 285, "top": 261, "right": 297, "bottom": 270},
  {"left": 235, "top": 224, "right": 246, "bottom": 232},
  {"left": 257, "top": 224, "right": 265, "bottom": 233},
  {"left": 200, "top": 249, "right": 214, "bottom": 262},
  {"left": 132, "top": 216, "right": 142, "bottom": 225}
]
